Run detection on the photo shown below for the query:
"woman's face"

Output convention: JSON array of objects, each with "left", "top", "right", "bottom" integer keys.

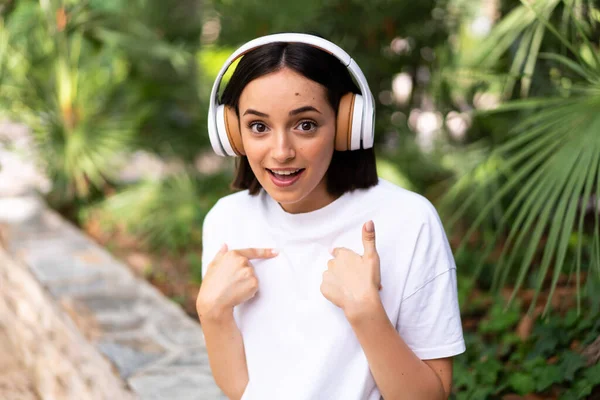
[{"left": 238, "top": 67, "right": 337, "bottom": 214}]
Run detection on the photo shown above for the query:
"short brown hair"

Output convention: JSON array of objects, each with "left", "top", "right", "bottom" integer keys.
[{"left": 221, "top": 41, "right": 378, "bottom": 197}]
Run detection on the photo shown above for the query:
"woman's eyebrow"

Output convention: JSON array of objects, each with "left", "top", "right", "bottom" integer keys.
[
  {"left": 242, "top": 106, "right": 321, "bottom": 117},
  {"left": 243, "top": 108, "right": 269, "bottom": 117},
  {"left": 289, "top": 106, "right": 321, "bottom": 116}
]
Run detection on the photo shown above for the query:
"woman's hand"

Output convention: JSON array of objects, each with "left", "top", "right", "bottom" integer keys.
[
  {"left": 196, "top": 244, "right": 278, "bottom": 320},
  {"left": 320, "top": 220, "right": 382, "bottom": 321}
]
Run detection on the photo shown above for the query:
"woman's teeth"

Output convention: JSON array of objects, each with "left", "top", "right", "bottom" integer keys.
[
  {"left": 270, "top": 169, "right": 302, "bottom": 176},
  {"left": 267, "top": 168, "right": 305, "bottom": 186}
]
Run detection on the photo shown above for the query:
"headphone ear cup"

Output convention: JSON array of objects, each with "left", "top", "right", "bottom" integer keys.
[
  {"left": 335, "top": 93, "right": 355, "bottom": 151},
  {"left": 224, "top": 106, "right": 245, "bottom": 156},
  {"left": 335, "top": 93, "right": 364, "bottom": 151},
  {"left": 216, "top": 104, "right": 245, "bottom": 156},
  {"left": 349, "top": 94, "right": 364, "bottom": 151}
]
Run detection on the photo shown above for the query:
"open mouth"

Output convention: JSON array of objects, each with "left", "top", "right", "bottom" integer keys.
[
  {"left": 267, "top": 168, "right": 304, "bottom": 177},
  {"left": 267, "top": 168, "right": 306, "bottom": 187}
]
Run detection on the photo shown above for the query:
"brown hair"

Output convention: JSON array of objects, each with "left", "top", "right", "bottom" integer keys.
[{"left": 220, "top": 41, "right": 378, "bottom": 197}]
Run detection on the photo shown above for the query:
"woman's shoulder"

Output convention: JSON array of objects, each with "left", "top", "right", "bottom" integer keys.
[
  {"left": 366, "top": 178, "right": 440, "bottom": 224},
  {"left": 214, "top": 189, "right": 258, "bottom": 209},
  {"left": 204, "top": 189, "right": 260, "bottom": 224}
]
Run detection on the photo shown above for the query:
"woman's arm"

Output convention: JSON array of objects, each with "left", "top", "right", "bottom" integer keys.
[
  {"left": 346, "top": 296, "right": 451, "bottom": 399},
  {"left": 322, "top": 221, "right": 455, "bottom": 399},
  {"left": 197, "top": 246, "right": 278, "bottom": 400},
  {"left": 199, "top": 307, "right": 248, "bottom": 400}
]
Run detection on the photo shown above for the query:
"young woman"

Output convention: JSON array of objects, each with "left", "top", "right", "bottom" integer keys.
[{"left": 196, "top": 34, "right": 465, "bottom": 400}]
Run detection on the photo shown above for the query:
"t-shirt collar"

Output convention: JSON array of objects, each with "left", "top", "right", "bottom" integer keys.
[{"left": 261, "top": 188, "right": 355, "bottom": 237}]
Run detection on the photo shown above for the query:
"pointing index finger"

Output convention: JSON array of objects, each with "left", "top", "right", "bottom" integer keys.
[{"left": 233, "top": 248, "right": 279, "bottom": 260}]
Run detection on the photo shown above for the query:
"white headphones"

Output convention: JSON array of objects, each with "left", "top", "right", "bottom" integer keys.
[{"left": 207, "top": 33, "right": 376, "bottom": 157}]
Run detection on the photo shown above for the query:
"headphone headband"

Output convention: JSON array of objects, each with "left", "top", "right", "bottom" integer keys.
[{"left": 208, "top": 33, "right": 375, "bottom": 156}]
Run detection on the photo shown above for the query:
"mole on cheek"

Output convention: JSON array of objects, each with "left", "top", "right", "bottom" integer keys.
[{"left": 295, "top": 93, "right": 300, "bottom": 96}]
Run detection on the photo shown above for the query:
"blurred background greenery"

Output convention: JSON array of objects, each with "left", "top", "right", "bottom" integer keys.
[{"left": 1, "top": 0, "right": 600, "bottom": 398}]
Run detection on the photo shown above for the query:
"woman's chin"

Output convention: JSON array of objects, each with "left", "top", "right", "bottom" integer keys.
[
  {"left": 266, "top": 188, "right": 304, "bottom": 206},
  {"left": 259, "top": 183, "right": 304, "bottom": 209}
]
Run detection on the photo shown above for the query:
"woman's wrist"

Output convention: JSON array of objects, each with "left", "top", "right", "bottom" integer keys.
[
  {"left": 197, "top": 300, "right": 234, "bottom": 323},
  {"left": 343, "top": 290, "right": 384, "bottom": 325}
]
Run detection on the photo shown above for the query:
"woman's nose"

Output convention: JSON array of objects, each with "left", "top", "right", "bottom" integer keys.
[{"left": 271, "top": 131, "right": 295, "bottom": 163}]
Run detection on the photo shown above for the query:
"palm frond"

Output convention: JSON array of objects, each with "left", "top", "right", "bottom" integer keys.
[
  {"left": 463, "top": 0, "right": 598, "bottom": 98},
  {"left": 449, "top": 87, "right": 600, "bottom": 315},
  {"left": 1, "top": 0, "right": 192, "bottom": 200}
]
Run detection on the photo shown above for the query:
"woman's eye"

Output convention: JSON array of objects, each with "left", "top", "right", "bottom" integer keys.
[
  {"left": 297, "top": 121, "right": 317, "bottom": 132},
  {"left": 249, "top": 122, "right": 268, "bottom": 133}
]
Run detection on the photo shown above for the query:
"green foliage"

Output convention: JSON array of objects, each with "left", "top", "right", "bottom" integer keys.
[
  {"left": 0, "top": 0, "right": 200, "bottom": 203},
  {"left": 88, "top": 171, "right": 232, "bottom": 251},
  {"left": 375, "top": 157, "right": 414, "bottom": 191},
  {"left": 187, "top": 252, "right": 204, "bottom": 284},
  {"left": 170, "top": 294, "right": 186, "bottom": 305},
  {"left": 444, "top": 0, "right": 600, "bottom": 316},
  {"left": 109, "top": 0, "right": 207, "bottom": 162},
  {"left": 453, "top": 302, "right": 600, "bottom": 398},
  {"left": 478, "top": 301, "right": 521, "bottom": 334}
]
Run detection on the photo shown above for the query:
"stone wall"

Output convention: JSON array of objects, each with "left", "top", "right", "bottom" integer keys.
[
  {"left": 0, "top": 247, "right": 135, "bottom": 400},
  {"left": 0, "top": 194, "right": 225, "bottom": 399}
]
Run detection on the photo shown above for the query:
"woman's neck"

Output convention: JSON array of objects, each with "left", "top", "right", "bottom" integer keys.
[{"left": 278, "top": 182, "right": 339, "bottom": 214}]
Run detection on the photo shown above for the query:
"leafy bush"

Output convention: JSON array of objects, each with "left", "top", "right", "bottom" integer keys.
[
  {"left": 85, "top": 171, "right": 232, "bottom": 251},
  {"left": 453, "top": 284, "right": 600, "bottom": 398}
]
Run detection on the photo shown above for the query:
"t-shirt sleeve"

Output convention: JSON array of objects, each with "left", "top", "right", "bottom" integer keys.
[
  {"left": 395, "top": 201, "right": 466, "bottom": 360},
  {"left": 201, "top": 201, "right": 223, "bottom": 280}
]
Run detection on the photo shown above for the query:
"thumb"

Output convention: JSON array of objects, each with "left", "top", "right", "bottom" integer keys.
[{"left": 362, "top": 220, "right": 377, "bottom": 258}]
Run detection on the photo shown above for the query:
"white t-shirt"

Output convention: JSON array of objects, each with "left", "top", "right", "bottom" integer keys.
[{"left": 201, "top": 178, "right": 466, "bottom": 400}]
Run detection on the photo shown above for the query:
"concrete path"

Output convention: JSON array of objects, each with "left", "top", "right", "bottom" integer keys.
[{"left": 0, "top": 121, "right": 226, "bottom": 399}]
